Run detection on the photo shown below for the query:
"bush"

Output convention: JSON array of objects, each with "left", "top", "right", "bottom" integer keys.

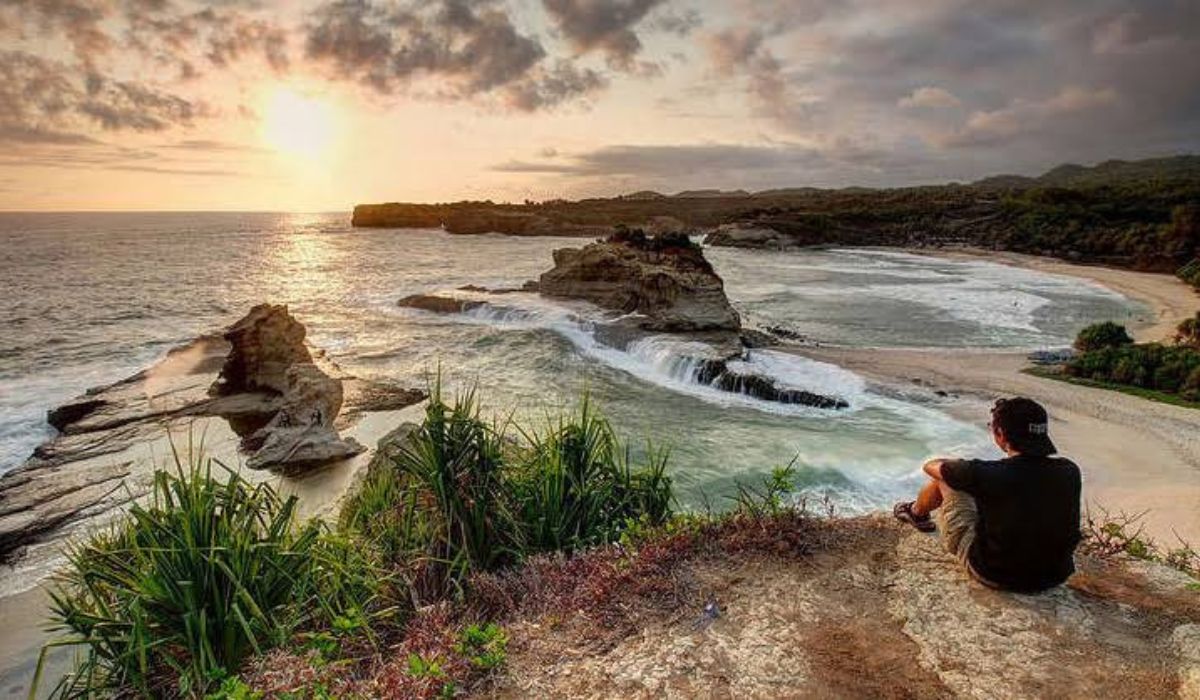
[
  {"left": 1179, "top": 258, "right": 1200, "bottom": 289},
  {"left": 1177, "top": 312, "right": 1200, "bottom": 347},
  {"left": 43, "top": 385, "right": 676, "bottom": 697},
  {"left": 1074, "top": 321, "right": 1134, "bottom": 352},
  {"left": 41, "top": 457, "right": 375, "bottom": 698},
  {"left": 1066, "top": 339, "right": 1200, "bottom": 400},
  {"left": 1184, "top": 366, "right": 1200, "bottom": 402},
  {"left": 514, "top": 396, "right": 671, "bottom": 553}
]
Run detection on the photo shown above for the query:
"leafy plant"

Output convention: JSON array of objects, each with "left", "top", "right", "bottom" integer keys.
[
  {"left": 731, "top": 460, "right": 799, "bottom": 519},
  {"left": 395, "top": 383, "right": 515, "bottom": 597},
  {"left": 455, "top": 623, "right": 508, "bottom": 671}
]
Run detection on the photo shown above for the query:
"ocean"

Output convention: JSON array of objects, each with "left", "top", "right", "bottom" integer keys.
[{"left": 0, "top": 212, "right": 1143, "bottom": 512}]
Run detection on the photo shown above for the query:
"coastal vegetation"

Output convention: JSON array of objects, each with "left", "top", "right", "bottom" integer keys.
[
  {"left": 31, "top": 382, "right": 1200, "bottom": 697},
  {"left": 354, "top": 155, "right": 1200, "bottom": 288},
  {"left": 37, "top": 386, "right": 672, "bottom": 698},
  {"left": 1056, "top": 321, "right": 1200, "bottom": 405}
]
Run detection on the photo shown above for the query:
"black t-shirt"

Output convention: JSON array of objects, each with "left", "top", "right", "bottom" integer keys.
[{"left": 942, "top": 455, "right": 1082, "bottom": 592}]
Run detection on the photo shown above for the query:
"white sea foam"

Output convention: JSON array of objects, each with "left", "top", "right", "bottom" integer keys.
[{"left": 405, "top": 293, "right": 869, "bottom": 416}]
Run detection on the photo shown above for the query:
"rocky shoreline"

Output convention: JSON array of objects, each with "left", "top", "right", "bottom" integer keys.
[
  {"left": 399, "top": 230, "right": 850, "bottom": 410},
  {"left": 0, "top": 305, "right": 426, "bottom": 567}
]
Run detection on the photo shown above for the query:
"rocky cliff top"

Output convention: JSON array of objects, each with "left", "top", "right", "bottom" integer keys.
[{"left": 489, "top": 516, "right": 1200, "bottom": 699}]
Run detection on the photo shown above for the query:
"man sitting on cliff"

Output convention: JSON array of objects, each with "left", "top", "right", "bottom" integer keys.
[{"left": 893, "top": 397, "right": 1081, "bottom": 593}]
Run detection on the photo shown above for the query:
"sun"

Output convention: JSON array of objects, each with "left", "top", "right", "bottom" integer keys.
[{"left": 260, "top": 87, "right": 337, "bottom": 160}]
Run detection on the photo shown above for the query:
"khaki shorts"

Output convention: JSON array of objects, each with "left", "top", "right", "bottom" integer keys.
[{"left": 935, "top": 487, "right": 978, "bottom": 567}]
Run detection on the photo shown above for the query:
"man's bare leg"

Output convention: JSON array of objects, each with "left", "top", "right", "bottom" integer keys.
[{"left": 912, "top": 479, "right": 944, "bottom": 519}]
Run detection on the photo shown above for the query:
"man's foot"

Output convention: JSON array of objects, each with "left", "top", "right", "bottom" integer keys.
[{"left": 893, "top": 501, "right": 936, "bottom": 533}]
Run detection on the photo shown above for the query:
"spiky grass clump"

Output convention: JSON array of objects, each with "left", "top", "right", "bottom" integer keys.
[
  {"left": 339, "top": 387, "right": 674, "bottom": 602},
  {"left": 41, "top": 456, "right": 381, "bottom": 698},
  {"left": 514, "top": 395, "right": 671, "bottom": 553}
]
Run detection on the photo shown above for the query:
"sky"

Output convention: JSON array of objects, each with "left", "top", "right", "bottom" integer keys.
[{"left": 1, "top": 0, "right": 1198, "bottom": 211}]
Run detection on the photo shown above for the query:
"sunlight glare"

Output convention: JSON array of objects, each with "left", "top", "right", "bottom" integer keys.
[{"left": 261, "top": 87, "right": 337, "bottom": 160}]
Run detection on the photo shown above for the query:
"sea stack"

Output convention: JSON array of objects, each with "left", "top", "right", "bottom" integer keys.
[{"left": 538, "top": 228, "right": 741, "bottom": 333}]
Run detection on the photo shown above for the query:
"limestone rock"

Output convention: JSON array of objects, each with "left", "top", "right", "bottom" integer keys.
[
  {"left": 211, "top": 303, "right": 312, "bottom": 395},
  {"left": 703, "top": 223, "right": 789, "bottom": 249},
  {"left": 538, "top": 230, "right": 741, "bottom": 333},
  {"left": 2, "top": 306, "right": 424, "bottom": 562},
  {"left": 398, "top": 294, "right": 485, "bottom": 315},
  {"left": 244, "top": 363, "right": 365, "bottom": 473}
]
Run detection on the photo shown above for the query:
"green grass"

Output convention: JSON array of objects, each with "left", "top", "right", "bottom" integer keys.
[{"left": 1024, "top": 366, "right": 1200, "bottom": 410}]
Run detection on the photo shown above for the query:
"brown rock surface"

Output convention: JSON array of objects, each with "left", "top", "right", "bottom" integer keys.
[
  {"left": 211, "top": 303, "right": 313, "bottom": 395},
  {"left": 538, "top": 231, "right": 741, "bottom": 333},
  {"left": 494, "top": 519, "right": 1199, "bottom": 699},
  {"left": 0, "top": 306, "right": 424, "bottom": 562}
]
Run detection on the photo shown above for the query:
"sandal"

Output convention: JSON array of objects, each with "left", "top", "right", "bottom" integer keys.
[{"left": 893, "top": 501, "right": 936, "bottom": 533}]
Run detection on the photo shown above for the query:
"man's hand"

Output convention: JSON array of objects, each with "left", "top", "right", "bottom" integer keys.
[{"left": 923, "top": 458, "right": 950, "bottom": 481}]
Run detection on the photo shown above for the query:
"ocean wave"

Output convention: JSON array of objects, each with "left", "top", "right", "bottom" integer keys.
[{"left": 403, "top": 294, "right": 868, "bottom": 416}]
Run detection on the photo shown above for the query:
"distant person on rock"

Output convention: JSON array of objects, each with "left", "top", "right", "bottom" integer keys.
[{"left": 893, "top": 397, "right": 1081, "bottom": 593}]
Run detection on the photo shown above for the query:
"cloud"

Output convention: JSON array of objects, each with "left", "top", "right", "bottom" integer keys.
[
  {"left": 489, "top": 139, "right": 943, "bottom": 192},
  {"left": 161, "top": 138, "right": 266, "bottom": 153},
  {"left": 0, "top": 0, "right": 113, "bottom": 64},
  {"left": 542, "top": 0, "right": 665, "bottom": 70},
  {"left": 124, "top": 4, "right": 291, "bottom": 77},
  {"left": 0, "top": 124, "right": 98, "bottom": 145},
  {"left": 898, "top": 86, "right": 961, "bottom": 110},
  {"left": 0, "top": 50, "right": 206, "bottom": 144},
  {"left": 701, "top": 27, "right": 800, "bottom": 125},
  {"left": 502, "top": 60, "right": 607, "bottom": 111},
  {"left": 941, "top": 85, "right": 1118, "bottom": 147},
  {"left": 79, "top": 74, "right": 207, "bottom": 131},
  {"left": 0, "top": 142, "right": 242, "bottom": 177},
  {"left": 305, "top": 0, "right": 547, "bottom": 98},
  {"left": 493, "top": 142, "right": 825, "bottom": 177}
]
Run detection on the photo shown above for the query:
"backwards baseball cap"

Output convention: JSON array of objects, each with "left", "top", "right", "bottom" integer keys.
[{"left": 990, "top": 397, "right": 1057, "bottom": 457}]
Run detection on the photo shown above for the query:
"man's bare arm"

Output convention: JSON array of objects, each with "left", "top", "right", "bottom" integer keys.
[{"left": 923, "top": 458, "right": 951, "bottom": 481}]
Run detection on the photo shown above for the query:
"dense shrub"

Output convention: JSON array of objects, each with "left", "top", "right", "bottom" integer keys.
[
  {"left": 44, "top": 387, "right": 672, "bottom": 698},
  {"left": 1073, "top": 321, "right": 1134, "bottom": 352},
  {"left": 1066, "top": 340, "right": 1200, "bottom": 400},
  {"left": 1177, "top": 311, "right": 1200, "bottom": 347}
]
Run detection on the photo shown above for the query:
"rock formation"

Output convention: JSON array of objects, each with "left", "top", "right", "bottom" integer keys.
[
  {"left": 539, "top": 229, "right": 741, "bottom": 333},
  {"left": 703, "top": 223, "right": 791, "bottom": 249},
  {"left": 399, "top": 294, "right": 486, "bottom": 315},
  {"left": 0, "top": 305, "right": 425, "bottom": 562}
]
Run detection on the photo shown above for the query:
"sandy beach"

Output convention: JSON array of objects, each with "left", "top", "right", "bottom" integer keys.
[
  {"left": 913, "top": 248, "right": 1196, "bottom": 342},
  {"left": 795, "top": 248, "right": 1200, "bottom": 544}
]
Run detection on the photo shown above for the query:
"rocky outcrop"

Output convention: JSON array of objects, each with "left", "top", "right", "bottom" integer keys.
[
  {"left": 242, "top": 362, "right": 365, "bottom": 474},
  {"left": 703, "top": 223, "right": 791, "bottom": 249},
  {"left": 399, "top": 294, "right": 486, "bottom": 315},
  {"left": 211, "top": 303, "right": 313, "bottom": 395},
  {"left": 0, "top": 305, "right": 425, "bottom": 562},
  {"left": 695, "top": 359, "right": 848, "bottom": 409},
  {"left": 539, "top": 230, "right": 741, "bottom": 332},
  {"left": 497, "top": 517, "right": 1200, "bottom": 698},
  {"left": 351, "top": 203, "right": 610, "bottom": 237}
]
